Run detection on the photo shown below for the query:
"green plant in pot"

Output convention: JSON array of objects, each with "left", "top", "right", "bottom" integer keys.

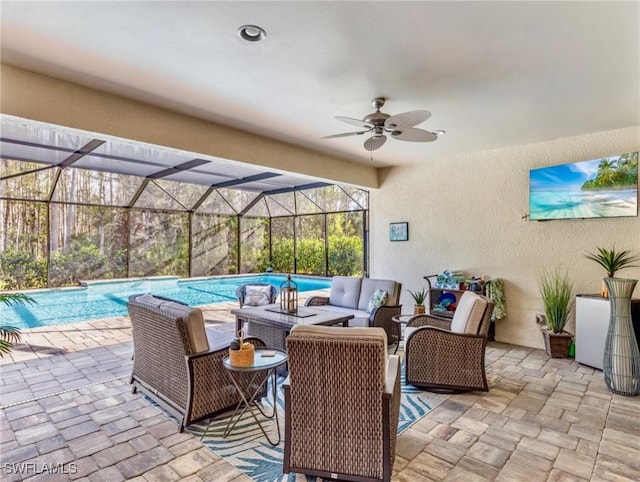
[
  {"left": 408, "top": 288, "right": 427, "bottom": 315},
  {"left": 584, "top": 246, "right": 639, "bottom": 298},
  {"left": 538, "top": 271, "right": 574, "bottom": 358},
  {"left": 0, "top": 292, "right": 34, "bottom": 357}
]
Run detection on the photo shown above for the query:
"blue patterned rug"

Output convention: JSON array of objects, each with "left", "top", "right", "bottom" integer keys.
[{"left": 188, "top": 365, "right": 448, "bottom": 482}]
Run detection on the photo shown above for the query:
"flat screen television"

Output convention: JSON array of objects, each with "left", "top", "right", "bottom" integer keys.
[{"left": 529, "top": 152, "right": 638, "bottom": 221}]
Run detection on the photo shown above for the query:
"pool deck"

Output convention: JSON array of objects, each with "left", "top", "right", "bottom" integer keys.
[{"left": 1, "top": 293, "right": 640, "bottom": 481}]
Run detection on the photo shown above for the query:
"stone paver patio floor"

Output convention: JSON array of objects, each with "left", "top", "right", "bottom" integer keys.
[{"left": 1, "top": 300, "right": 639, "bottom": 481}]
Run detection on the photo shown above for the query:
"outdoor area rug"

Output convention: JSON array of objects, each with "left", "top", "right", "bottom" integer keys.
[{"left": 188, "top": 365, "right": 448, "bottom": 482}]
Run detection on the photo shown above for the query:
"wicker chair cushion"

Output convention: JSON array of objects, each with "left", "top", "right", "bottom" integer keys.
[
  {"left": 289, "top": 324, "right": 388, "bottom": 360},
  {"left": 366, "top": 289, "right": 388, "bottom": 313},
  {"left": 358, "top": 279, "right": 399, "bottom": 311},
  {"left": 329, "top": 276, "right": 362, "bottom": 309},
  {"left": 134, "top": 294, "right": 209, "bottom": 354},
  {"left": 450, "top": 292, "right": 488, "bottom": 334},
  {"left": 244, "top": 285, "right": 273, "bottom": 306}
]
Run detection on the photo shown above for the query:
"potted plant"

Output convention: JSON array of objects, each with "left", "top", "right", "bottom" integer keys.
[
  {"left": 538, "top": 271, "right": 574, "bottom": 358},
  {"left": 0, "top": 292, "right": 34, "bottom": 357},
  {"left": 584, "top": 246, "right": 639, "bottom": 297},
  {"left": 407, "top": 288, "right": 427, "bottom": 315}
]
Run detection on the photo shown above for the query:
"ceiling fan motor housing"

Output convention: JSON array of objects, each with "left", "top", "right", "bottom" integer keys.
[{"left": 364, "top": 113, "right": 390, "bottom": 128}]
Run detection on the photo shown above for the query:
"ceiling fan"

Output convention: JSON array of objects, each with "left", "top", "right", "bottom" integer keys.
[{"left": 324, "top": 98, "right": 444, "bottom": 151}]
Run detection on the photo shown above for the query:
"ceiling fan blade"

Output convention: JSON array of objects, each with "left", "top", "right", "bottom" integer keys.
[
  {"left": 390, "top": 127, "right": 438, "bottom": 142},
  {"left": 385, "top": 110, "right": 431, "bottom": 128},
  {"left": 322, "top": 130, "right": 369, "bottom": 139},
  {"left": 364, "top": 135, "right": 387, "bottom": 151},
  {"left": 335, "top": 116, "right": 374, "bottom": 129}
]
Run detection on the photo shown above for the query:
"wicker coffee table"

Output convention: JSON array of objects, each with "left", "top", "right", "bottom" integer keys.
[{"left": 231, "top": 304, "right": 353, "bottom": 352}]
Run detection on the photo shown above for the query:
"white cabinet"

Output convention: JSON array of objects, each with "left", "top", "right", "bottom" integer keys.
[
  {"left": 575, "top": 294, "right": 640, "bottom": 370},
  {"left": 575, "top": 295, "right": 609, "bottom": 370}
]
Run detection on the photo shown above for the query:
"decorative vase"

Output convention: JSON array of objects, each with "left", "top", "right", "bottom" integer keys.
[
  {"left": 603, "top": 277, "right": 640, "bottom": 396},
  {"left": 413, "top": 304, "right": 426, "bottom": 315}
]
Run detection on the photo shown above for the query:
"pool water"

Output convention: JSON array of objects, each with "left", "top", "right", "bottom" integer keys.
[{"left": 1, "top": 275, "right": 331, "bottom": 329}]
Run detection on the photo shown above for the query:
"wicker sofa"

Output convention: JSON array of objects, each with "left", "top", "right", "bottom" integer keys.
[
  {"left": 305, "top": 276, "right": 402, "bottom": 344},
  {"left": 126, "top": 294, "right": 266, "bottom": 431}
]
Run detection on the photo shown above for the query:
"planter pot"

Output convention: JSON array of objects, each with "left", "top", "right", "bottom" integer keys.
[
  {"left": 542, "top": 328, "right": 572, "bottom": 358},
  {"left": 603, "top": 277, "right": 640, "bottom": 396},
  {"left": 413, "top": 304, "right": 426, "bottom": 315}
]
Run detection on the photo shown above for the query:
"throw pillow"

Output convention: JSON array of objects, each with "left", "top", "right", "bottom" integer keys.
[
  {"left": 244, "top": 285, "right": 272, "bottom": 306},
  {"left": 367, "top": 289, "right": 388, "bottom": 313}
]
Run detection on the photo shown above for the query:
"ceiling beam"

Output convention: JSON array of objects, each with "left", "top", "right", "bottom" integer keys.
[{"left": 0, "top": 65, "right": 379, "bottom": 188}]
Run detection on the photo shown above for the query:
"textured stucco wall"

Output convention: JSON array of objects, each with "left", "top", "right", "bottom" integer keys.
[{"left": 370, "top": 127, "right": 640, "bottom": 349}]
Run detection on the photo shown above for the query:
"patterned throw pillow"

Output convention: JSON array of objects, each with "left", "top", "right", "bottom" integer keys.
[
  {"left": 367, "top": 289, "right": 388, "bottom": 313},
  {"left": 244, "top": 285, "right": 272, "bottom": 306}
]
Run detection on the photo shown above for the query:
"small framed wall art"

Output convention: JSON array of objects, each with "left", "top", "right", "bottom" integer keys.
[{"left": 389, "top": 222, "right": 409, "bottom": 241}]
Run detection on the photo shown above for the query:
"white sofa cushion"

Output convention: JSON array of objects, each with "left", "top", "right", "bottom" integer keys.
[
  {"left": 134, "top": 294, "right": 209, "bottom": 354},
  {"left": 329, "top": 276, "right": 362, "bottom": 309},
  {"left": 358, "top": 279, "right": 398, "bottom": 311},
  {"left": 312, "top": 304, "right": 371, "bottom": 327}
]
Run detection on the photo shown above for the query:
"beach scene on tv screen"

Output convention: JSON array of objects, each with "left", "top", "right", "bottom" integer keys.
[{"left": 529, "top": 152, "right": 638, "bottom": 220}]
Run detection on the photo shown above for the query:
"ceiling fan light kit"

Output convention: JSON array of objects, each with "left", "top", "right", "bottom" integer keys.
[{"left": 324, "top": 97, "right": 443, "bottom": 151}]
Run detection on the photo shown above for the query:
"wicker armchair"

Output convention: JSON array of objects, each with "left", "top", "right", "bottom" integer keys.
[
  {"left": 127, "top": 294, "right": 266, "bottom": 432},
  {"left": 405, "top": 291, "right": 494, "bottom": 392},
  {"left": 283, "top": 325, "right": 401, "bottom": 482},
  {"left": 235, "top": 283, "right": 278, "bottom": 307}
]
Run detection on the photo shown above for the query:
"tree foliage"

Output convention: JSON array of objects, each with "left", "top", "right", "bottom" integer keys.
[{"left": 582, "top": 152, "right": 638, "bottom": 191}]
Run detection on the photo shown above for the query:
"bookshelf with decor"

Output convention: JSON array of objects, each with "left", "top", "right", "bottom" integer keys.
[{"left": 424, "top": 271, "right": 505, "bottom": 341}]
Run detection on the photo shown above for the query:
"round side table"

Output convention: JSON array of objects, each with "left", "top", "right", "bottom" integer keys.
[
  {"left": 222, "top": 349, "right": 287, "bottom": 445},
  {"left": 392, "top": 314, "right": 415, "bottom": 354}
]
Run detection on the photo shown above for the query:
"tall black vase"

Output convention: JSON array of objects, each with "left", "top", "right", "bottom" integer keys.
[{"left": 603, "top": 277, "right": 640, "bottom": 396}]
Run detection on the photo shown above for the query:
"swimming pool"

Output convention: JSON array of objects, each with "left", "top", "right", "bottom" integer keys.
[{"left": 1, "top": 274, "right": 331, "bottom": 329}]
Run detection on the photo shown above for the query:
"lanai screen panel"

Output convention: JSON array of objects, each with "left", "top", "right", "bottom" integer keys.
[
  {"left": 191, "top": 214, "right": 238, "bottom": 276},
  {"left": 303, "top": 185, "right": 367, "bottom": 212},
  {"left": 218, "top": 188, "right": 262, "bottom": 215},
  {"left": 328, "top": 211, "right": 365, "bottom": 276},
  {"left": 48, "top": 204, "right": 128, "bottom": 287},
  {"left": 295, "top": 191, "right": 323, "bottom": 215},
  {"left": 196, "top": 189, "right": 238, "bottom": 215},
  {"left": 296, "top": 214, "right": 326, "bottom": 275},
  {"left": 239, "top": 217, "right": 268, "bottom": 273},
  {"left": 51, "top": 168, "right": 143, "bottom": 206},
  {"left": 270, "top": 217, "right": 294, "bottom": 273},
  {"left": 129, "top": 210, "right": 189, "bottom": 277},
  {"left": 265, "top": 192, "right": 295, "bottom": 217},
  {"left": 0, "top": 200, "right": 48, "bottom": 289},
  {"left": 0, "top": 160, "right": 58, "bottom": 200}
]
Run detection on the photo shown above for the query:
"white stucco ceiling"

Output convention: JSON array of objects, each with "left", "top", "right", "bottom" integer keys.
[{"left": 1, "top": 1, "right": 639, "bottom": 168}]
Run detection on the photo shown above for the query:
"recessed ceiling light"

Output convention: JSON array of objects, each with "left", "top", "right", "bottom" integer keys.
[
  {"left": 238, "top": 24, "right": 266, "bottom": 42},
  {"left": 433, "top": 130, "right": 446, "bottom": 136}
]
